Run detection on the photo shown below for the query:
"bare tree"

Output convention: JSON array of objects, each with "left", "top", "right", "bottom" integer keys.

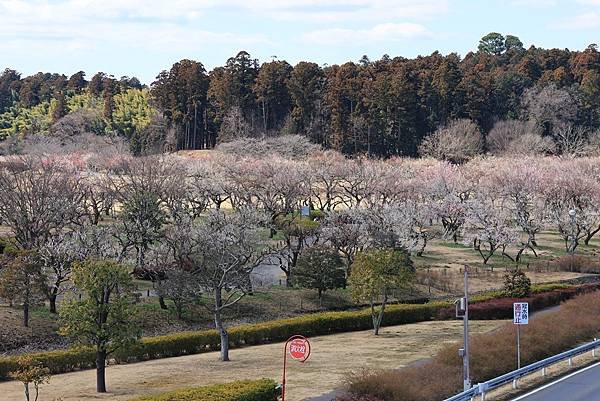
[
  {"left": 0, "top": 157, "right": 85, "bottom": 250},
  {"left": 487, "top": 119, "right": 555, "bottom": 156},
  {"left": 38, "top": 232, "right": 79, "bottom": 313},
  {"left": 542, "top": 164, "right": 600, "bottom": 253},
  {"left": 306, "top": 151, "right": 345, "bottom": 211},
  {"left": 182, "top": 208, "right": 267, "bottom": 361},
  {"left": 272, "top": 212, "right": 320, "bottom": 286},
  {"left": 320, "top": 208, "right": 371, "bottom": 274},
  {"left": 216, "top": 134, "right": 322, "bottom": 159},
  {"left": 504, "top": 133, "right": 556, "bottom": 156},
  {"left": 585, "top": 130, "right": 600, "bottom": 156},
  {"left": 107, "top": 157, "right": 183, "bottom": 270},
  {"left": 522, "top": 84, "right": 579, "bottom": 134},
  {"left": 553, "top": 124, "right": 590, "bottom": 157},
  {"left": 0, "top": 251, "right": 46, "bottom": 327},
  {"left": 419, "top": 119, "right": 483, "bottom": 163},
  {"left": 217, "top": 106, "right": 252, "bottom": 143}
]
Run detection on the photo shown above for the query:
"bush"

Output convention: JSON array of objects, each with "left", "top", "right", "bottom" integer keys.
[
  {"left": 436, "top": 282, "right": 600, "bottom": 320},
  {"left": 552, "top": 255, "right": 600, "bottom": 274},
  {"left": 1, "top": 283, "right": 597, "bottom": 380},
  {"left": 0, "top": 302, "right": 445, "bottom": 379},
  {"left": 341, "top": 290, "right": 600, "bottom": 401},
  {"left": 131, "top": 379, "right": 279, "bottom": 401},
  {"left": 0, "top": 347, "right": 96, "bottom": 380},
  {"left": 503, "top": 269, "right": 531, "bottom": 298}
]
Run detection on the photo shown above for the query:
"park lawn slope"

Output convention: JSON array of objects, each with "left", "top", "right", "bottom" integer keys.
[{"left": 0, "top": 282, "right": 598, "bottom": 380}]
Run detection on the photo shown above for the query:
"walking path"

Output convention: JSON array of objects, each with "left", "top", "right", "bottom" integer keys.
[{"left": 0, "top": 320, "right": 506, "bottom": 401}]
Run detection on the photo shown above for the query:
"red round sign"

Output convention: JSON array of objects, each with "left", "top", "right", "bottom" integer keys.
[{"left": 289, "top": 338, "right": 310, "bottom": 361}]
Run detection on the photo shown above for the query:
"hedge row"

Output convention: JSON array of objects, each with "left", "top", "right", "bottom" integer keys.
[
  {"left": 0, "top": 301, "right": 446, "bottom": 379},
  {"left": 437, "top": 282, "right": 600, "bottom": 320},
  {"left": 114, "top": 301, "right": 445, "bottom": 363},
  {"left": 0, "top": 282, "right": 597, "bottom": 380},
  {"left": 131, "top": 379, "right": 279, "bottom": 401},
  {"left": 340, "top": 290, "right": 600, "bottom": 401}
]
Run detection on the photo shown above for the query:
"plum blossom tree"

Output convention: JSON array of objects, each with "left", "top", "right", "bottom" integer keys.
[
  {"left": 320, "top": 208, "right": 371, "bottom": 274},
  {"left": 177, "top": 208, "right": 267, "bottom": 361},
  {"left": 489, "top": 160, "right": 548, "bottom": 260},
  {"left": 463, "top": 198, "right": 519, "bottom": 265},
  {"left": 542, "top": 162, "right": 600, "bottom": 253}
]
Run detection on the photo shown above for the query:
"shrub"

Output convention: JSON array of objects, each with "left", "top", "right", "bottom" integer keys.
[
  {"left": 531, "top": 283, "right": 569, "bottom": 293},
  {"left": 0, "top": 302, "right": 445, "bottom": 379},
  {"left": 1, "top": 283, "right": 597, "bottom": 381},
  {"left": 436, "top": 282, "right": 600, "bottom": 320},
  {"left": 131, "top": 379, "right": 279, "bottom": 401},
  {"left": 552, "top": 255, "right": 600, "bottom": 274},
  {"left": 503, "top": 269, "right": 531, "bottom": 298},
  {"left": 341, "top": 290, "right": 600, "bottom": 401},
  {"left": 0, "top": 348, "right": 96, "bottom": 380}
]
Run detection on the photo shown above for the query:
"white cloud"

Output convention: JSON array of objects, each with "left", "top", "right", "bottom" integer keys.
[
  {"left": 577, "top": 0, "right": 600, "bottom": 5},
  {"left": 510, "top": 0, "right": 557, "bottom": 6},
  {"left": 255, "top": 0, "right": 448, "bottom": 23},
  {"left": 301, "top": 22, "right": 431, "bottom": 45},
  {"left": 0, "top": 0, "right": 448, "bottom": 25},
  {"left": 556, "top": 11, "right": 600, "bottom": 29},
  {"left": 0, "top": 0, "right": 270, "bottom": 56}
]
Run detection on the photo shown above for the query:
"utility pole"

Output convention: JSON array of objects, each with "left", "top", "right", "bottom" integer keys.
[{"left": 456, "top": 265, "right": 471, "bottom": 391}]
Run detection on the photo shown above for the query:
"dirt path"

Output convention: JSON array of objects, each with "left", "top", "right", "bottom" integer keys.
[{"left": 0, "top": 320, "right": 506, "bottom": 401}]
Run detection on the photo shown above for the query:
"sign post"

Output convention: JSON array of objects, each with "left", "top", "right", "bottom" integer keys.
[
  {"left": 281, "top": 335, "right": 311, "bottom": 401},
  {"left": 455, "top": 266, "right": 471, "bottom": 391},
  {"left": 513, "top": 302, "right": 529, "bottom": 369}
]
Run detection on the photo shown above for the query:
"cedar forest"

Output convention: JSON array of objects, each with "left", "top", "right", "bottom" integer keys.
[{"left": 0, "top": 32, "right": 599, "bottom": 158}]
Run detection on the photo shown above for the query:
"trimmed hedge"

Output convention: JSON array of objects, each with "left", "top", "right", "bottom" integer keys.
[
  {"left": 437, "top": 282, "right": 600, "bottom": 320},
  {"left": 114, "top": 301, "right": 445, "bottom": 363},
  {"left": 0, "top": 282, "right": 598, "bottom": 380},
  {"left": 131, "top": 379, "right": 279, "bottom": 401},
  {"left": 0, "top": 347, "right": 96, "bottom": 380},
  {"left": 0, "top": 302, "right": 446, "bottom": 379}
]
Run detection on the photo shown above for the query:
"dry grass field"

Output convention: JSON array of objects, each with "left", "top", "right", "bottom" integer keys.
[{"left": 0, "top": 320, "right": 506, "bottom": 401}]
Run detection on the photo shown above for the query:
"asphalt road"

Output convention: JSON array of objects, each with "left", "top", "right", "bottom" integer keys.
[{"left": 512, "top": 361, "right": 600, "bottom": 401}]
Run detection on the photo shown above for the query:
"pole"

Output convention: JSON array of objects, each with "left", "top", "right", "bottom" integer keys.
[
  {"left": 281, "top": 335, "right": 309, "bottom": 401},
  {"left": 281, "top": 340, "right": 288, "bottom": 401},
  {"left": 517, "top": 324, "right": 521, "bottom": 369},
  {"left": 463, "top": 266, "right": 471, "bottom": 391}
]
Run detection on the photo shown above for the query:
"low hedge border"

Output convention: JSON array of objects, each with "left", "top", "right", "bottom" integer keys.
[
  {"left": 0, "top": 282, "right": 598, "bottom": 380},
  {"left": 131, "top": 379, "right": 279, "bottom": 401}
]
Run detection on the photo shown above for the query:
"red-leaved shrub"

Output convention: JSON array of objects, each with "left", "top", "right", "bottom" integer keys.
[{"left": 341, "top": 290, "right": 600, "bottom": 401}]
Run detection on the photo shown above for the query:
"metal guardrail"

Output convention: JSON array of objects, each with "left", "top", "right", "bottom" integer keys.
[{"left": 444, "top": 338, "right": 600, "bottom": 401}]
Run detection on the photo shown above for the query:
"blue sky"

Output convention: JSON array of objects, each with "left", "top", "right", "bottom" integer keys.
[{"left": 1, "top": 0, "right": 599, "bottom": 84}]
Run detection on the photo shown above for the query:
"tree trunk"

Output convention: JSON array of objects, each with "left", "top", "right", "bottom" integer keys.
[
  {"left": 374, "top": 301, "right": 386, "bottom": 336},
  {"left": 49, "top": 295, "right": 57, "bottom": 314},
  {"left": 96, "top": 350, "right": 107, "bottom": 393},
  {"left": 214, "top": 291, "right": 229, "bottom": 361},
  {"left": 584, "top": 225, "right": 600, "bottom": 245},
  {"left": 416, "top": 236, "right": 427, "bottom": 257},
  {"left": 371, "top": 293, "right": 387, "bottom": 336},
  {"left": 158, "top": 296, "right": 168, "bottom": 310},
  {"left": 23, "top": 301, "right": 29, "bottom": 328}
]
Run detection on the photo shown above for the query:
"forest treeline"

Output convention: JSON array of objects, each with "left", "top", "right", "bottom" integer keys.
[{"left": 0, "top": 32, "right": 599, "bottom": 157}]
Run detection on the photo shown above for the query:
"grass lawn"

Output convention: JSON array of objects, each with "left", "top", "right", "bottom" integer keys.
[
  {"left": 0, "top": 319, "right": 507, "bottom": 401},
  {"left": 411, "top": 229, "right": 599, "bottom": 294}
]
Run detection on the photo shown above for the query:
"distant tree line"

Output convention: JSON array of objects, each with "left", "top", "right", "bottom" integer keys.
[{"left": 1, "top": 33, "right": 599, "bottom": 157}]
